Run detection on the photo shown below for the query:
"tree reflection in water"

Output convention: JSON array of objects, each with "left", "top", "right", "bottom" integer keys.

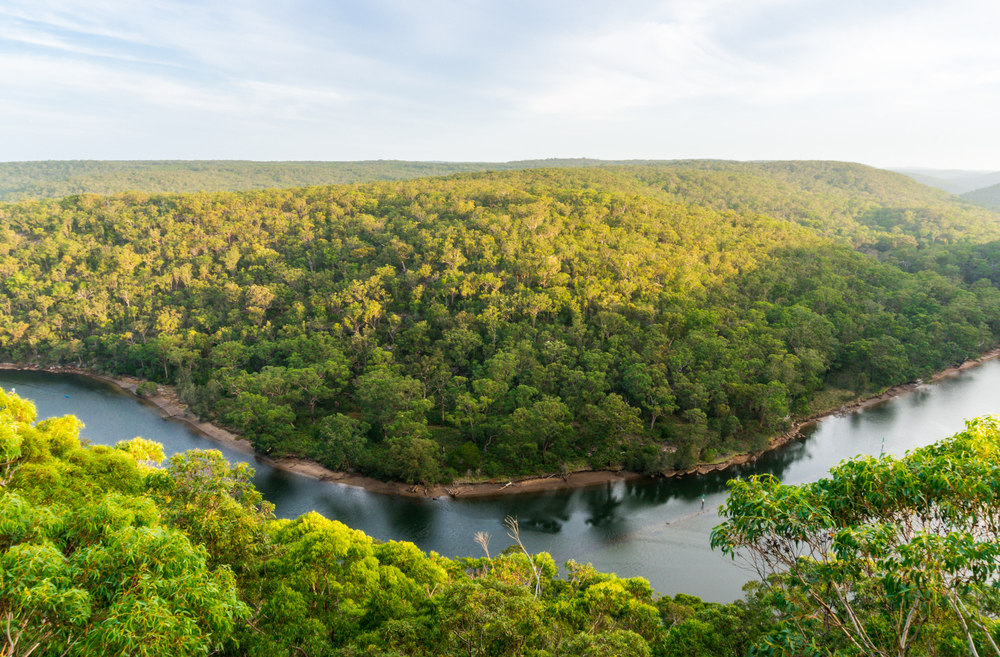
[
  {"left": 386, "top": 496, "right": 438, "bottom": 541},
  {"left": 482, "top": 431, "right": 821, "bottom": 544},
  {"left": 583, "top": 483, "right": 625, "bottom": 529},
  {"left": 745, "top": 432, "right": 812, "bottom": 480},
  {"left": 492, "top": 489, "right": 575, "bottom": 534},
  {"left": 574, "top": 430, "right": 816, "bottom": 520},
  {"left": 518, "top": 517, "right": 563, "bottom": 533}
]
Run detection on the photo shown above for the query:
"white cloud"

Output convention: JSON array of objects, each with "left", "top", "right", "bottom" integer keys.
[
  {"left": 0, "top": 54, "right": 234, "bottom": 112},
  {"left": 500, "top": 0, "right": 1000, "bottom": 118},
  {"left": 506, "top": 17, "right": 765, "bottom": 117},
  {"left": 0, "top": 0, "right": 999, "bottom": 166}
]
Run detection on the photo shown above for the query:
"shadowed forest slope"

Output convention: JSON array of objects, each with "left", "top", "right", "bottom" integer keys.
[{"left": 962, "top": 181, "right": 1000, "bottom": 212}]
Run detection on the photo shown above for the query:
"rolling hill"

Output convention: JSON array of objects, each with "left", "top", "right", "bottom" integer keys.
[
  {"left": 2, "top": 164, "right": 1000, "bottom": 484},
  {"left": 0, "top": 158, "right": 652, "bottom": 201},
  {"left": 892, "top": 167, "right": 1000, "bottom": 194},
  {"left": 962, "top": 181, "right": 1000, "bottom": 212}
]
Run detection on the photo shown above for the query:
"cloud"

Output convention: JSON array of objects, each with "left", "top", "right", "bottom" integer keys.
[
  {"left": 490, "top": 0, "right": 1000, "bottom": 115},
  {"left": 0, "top": 53, "right": 232, "bottom": 112},
  {"left": 0, "top": 0, "right": 999, "bottom": 166},
  {"left": 504, "top": 17, "right": 763, "bottom": 117}
]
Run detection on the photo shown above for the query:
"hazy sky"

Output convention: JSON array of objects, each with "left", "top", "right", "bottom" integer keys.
[{"left": 2, "top": 0, "right": 999, "bottom": 168}]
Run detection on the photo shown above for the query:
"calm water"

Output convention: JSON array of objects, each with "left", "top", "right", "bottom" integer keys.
[{"left": 4, "top": 363, "right": 1000, "bottom": 602}]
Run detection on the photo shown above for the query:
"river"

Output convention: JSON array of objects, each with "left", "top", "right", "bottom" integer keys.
[{"left": 3, "top": 362, "right": 999, "bottom": 603}]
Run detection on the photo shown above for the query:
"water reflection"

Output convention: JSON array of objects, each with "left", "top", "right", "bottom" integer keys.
[
  {"left": 5, "top": 361, "right": 1000, "bottom": 603},
  {"left": 521, "top": 517, "right": 563, "bottom": 533},
  {"left": 518, "top": 493, "right": 573, "bottom": 533},
  {"left": 387, "top": 497, "right": 437, "bottom": 541},
  {"left": 583, "top": 484, "right": 625, "bottom": 529},
  {"left": 745, "top": 433, "right": 811, "bottom": 480}
]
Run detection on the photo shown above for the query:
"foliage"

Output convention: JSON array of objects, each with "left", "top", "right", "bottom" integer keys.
[
  {"left": 9, "top": 157, "right": 1000, "bottom": 652},
  {"left": 712, "top": 415, "right": 1000, "bottom": 656},
  {"left": 148, "top": 449, "right": 275, "bottom": 574},
  {"left": 9, "top": 384, "right": 1000, "bottom": 656},
  {"left": 0, "top": 158, "right": 646, "bottom": 202},
  {"left": 0, "top": 392, "right": 247, "bottom": 656},
  {"left": 632, "top": 160, "right": 1000, "bottom": 250},
  {"left": 0, "top": 390, "right": 696, "bottom": 656},
  {"left": 2, "top": 165, "right": 1000, "bottom": 484}
]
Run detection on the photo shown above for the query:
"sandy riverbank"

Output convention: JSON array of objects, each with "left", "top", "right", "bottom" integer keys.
[
  {"left": 268, "top": 457, "right": 646, "bottom": 498},
  {"left": 0, "top": 363, "right": 258, "bottom": 456},
  {"left": 4, "top": 347, "right": 1000, "bottom": 498}
]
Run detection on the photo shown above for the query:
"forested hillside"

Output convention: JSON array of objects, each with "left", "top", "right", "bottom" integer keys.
[
  {"left": 0, "top": 158, "right": 625, "bottom": 202},
  {"left": 963, "top": 181, "right": 1000, "bottom": 212},
  {"left": 630, "top": 161, "right": 1000, "bottom": 249},
  {"left": 2, "top": 166, "right": 1000, "bottom": 484},
  {"left": 0, "top": 160, "right": 495, "bottom": 201},
  {"left": 11, "top": 158, "right": 996, "bottom": 252}
]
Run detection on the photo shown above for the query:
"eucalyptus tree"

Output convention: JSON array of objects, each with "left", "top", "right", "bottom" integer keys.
[
  {"left": 0, "top": 390, "right": 247, "bottom": 657},
  {"left": 712, "top": 416, "right": 1000, "bottom": 656}
]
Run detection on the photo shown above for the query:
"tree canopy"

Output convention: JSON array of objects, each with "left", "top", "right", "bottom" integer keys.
[
  {"left": 0, "top": 388, "right": 247, "bottom": 656},
  {"left": 6, "top": 380, "right": 1000, "bottom": 654},
  {"left": 712, "top": 416, "right": 1000, "bottom": 656},
  {"left": 2, "top": 165, "right": 1000, "bottom": 483},
  {"left": 0, "top": 388, "right": 759, "bottom": 656}
]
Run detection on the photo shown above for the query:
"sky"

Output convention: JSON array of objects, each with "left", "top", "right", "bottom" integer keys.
[{"left": 1, "top": 0, "right": 999, "bottom": 168}]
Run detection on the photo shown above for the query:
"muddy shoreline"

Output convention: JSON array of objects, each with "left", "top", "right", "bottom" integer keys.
[{"left": 3, "top": 348, "right": 999, "bottom": 498}]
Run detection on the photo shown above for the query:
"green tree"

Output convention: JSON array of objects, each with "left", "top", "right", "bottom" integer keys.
[
  {"left": 504, "top": 397, "right": 572, "bottom": 463},
  {"left": 1, "top": 494, "right": 248, "bottom": 657},
  {"left": 581, "top": 393, "right": 644, "bottom": 468},
  {"left": 316, "top": 413, "right": 368, "bottom": 470},
  {"left": 148, "top": 449, "right": 275, "bottom": 574},
  {"left": 355, "top": 367, "right": 427, "bottom": 437},
  {"left": 385, "top": 436, "right": 442, "bottom": 485},
  {"left": 712, "top": 415, "right": 1000, "bottom": 656},
  {"left": 0, "top": 391, "right": 247, "bottom": 657},
  {"left": 438, "top": 579, "right": 544, "bottom": 656},
  {"left": 221, "top": 392, "right": 296, "bottom": 453}
]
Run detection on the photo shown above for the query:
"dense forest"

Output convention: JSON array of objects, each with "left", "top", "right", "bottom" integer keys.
[
  {"left": 0, "top": 159, "right": 637, "bottom": 202},
  {"left": 635, "top": 161, "right": 1000, "bottom": 249},
  {"left": 963, "top": 182, "right": 1000, "bottom": 212},
  {"left": 0, "top": 160, "right": 497, "bottom": 202},
  {"left": 6, "top": 160, "right": 1000, "bottom": 655},
  {"left": 5, "top": 389, "right": 1000, "bottom": 655},
  {"left": 2, "top": 164, "right": 1000, "bottom": 483}
]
